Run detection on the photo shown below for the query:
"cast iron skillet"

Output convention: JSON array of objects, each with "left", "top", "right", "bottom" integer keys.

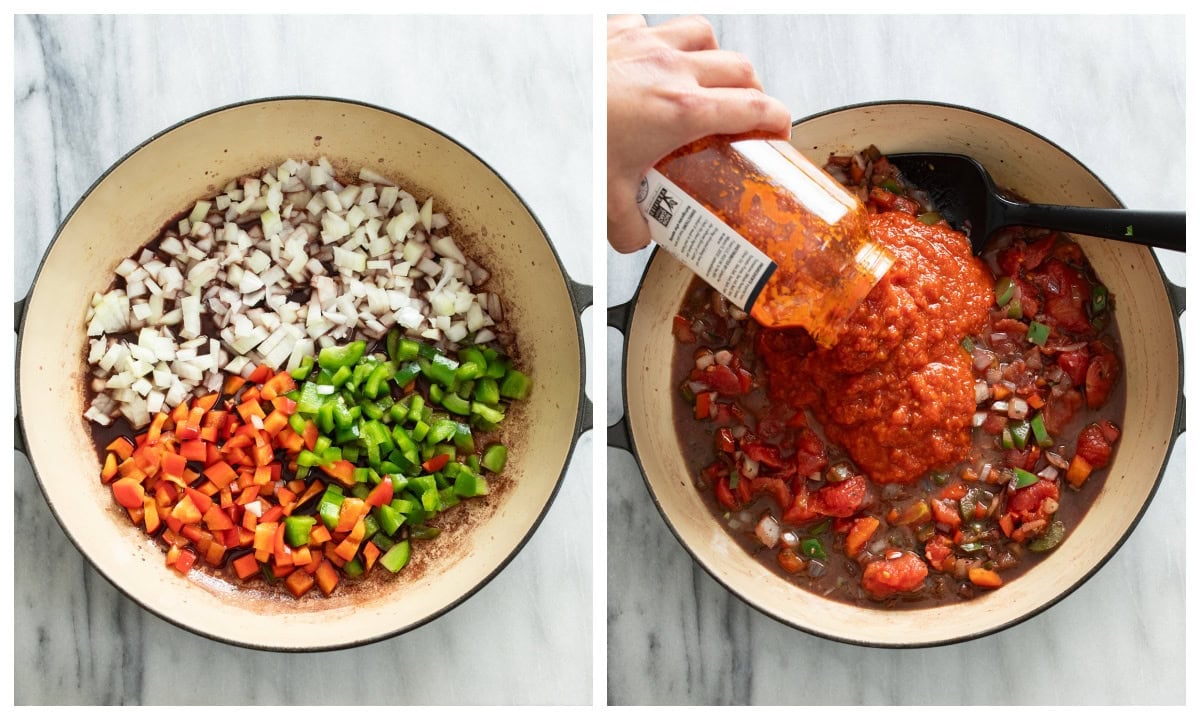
[
  {"left": 608, "top": 100, "right": 1184, "bottom": 648},
  {"left": 17, "top": 96, "right": 592, "bottom": 651}
]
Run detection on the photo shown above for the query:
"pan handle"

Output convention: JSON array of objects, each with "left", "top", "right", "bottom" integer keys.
[
  {"left": 15, "top": 296, "right": 28, "bottom": 456},
  {"left": 1166, "top": 280, "right": 1185, "bottom": 436},
  {"left": 606, "top": 301, "right": 633, "bottom": 452},
  {"left": 564, "top": 277, "right": 594, "bottom": 434}
]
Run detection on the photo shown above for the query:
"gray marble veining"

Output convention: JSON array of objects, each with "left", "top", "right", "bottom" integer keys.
[
  {"left": 608, "top": 14, "right": 1185, "bottom": 706},
  {"left": 15, "top": 14, "right": 592, "bottom": 705}
]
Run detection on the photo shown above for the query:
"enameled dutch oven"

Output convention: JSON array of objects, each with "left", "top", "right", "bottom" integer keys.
[
  {"left": 17, "top": 96, "right": 591, "bottom": 651},
  {"left": 609, "top": 100, "right": 1184, "bottom": 648}
]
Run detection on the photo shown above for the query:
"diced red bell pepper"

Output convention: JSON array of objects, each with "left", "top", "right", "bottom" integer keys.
[
  {"left": 714, "top": 427, "right": 736, "bottom": 454},
  {"left": 365, "top": 479, "right": 395, "bottom": 508},
  {"left": 173, "top": 548, "right": 198, "bottom": 575},
  {"left": 703, "top": 364, "right": 742, "bottom": 396},
  {"left": 422, "top": 453, "right": 451, "bottom": 473},
  {"left": 184, "top": 487, "right": 213, "bottom": 514},
  {"left": 247, "top": 364, "right": 273, "bottom": 384},
  {"left": 273, "top": 395, "right": 298, "bottom": 416}
]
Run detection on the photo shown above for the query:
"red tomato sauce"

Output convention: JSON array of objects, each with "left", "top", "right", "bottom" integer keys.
[{"left": 759, "top": 212, "right": 994, "bottom": 484}]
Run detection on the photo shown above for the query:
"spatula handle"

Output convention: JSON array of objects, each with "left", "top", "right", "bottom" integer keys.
[{"left": 999, "top": 200, "right": 1186, "bottom": 252}]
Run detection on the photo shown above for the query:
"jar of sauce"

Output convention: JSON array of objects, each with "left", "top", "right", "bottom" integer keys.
[{"left": 638, "top": 135, "right": 894, "bottom": 347}]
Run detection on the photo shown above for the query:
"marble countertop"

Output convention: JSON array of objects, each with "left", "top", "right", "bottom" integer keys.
[
  {"left": 14, "top": 15, "right": 592, "bottom": 705},
  {"left": 608, "top": 14, "right": 1186, "bottom": 705}
]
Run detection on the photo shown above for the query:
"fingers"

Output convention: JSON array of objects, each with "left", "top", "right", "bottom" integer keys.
[
  {"left": 686, "top": 49, "right": 763, "bottom": 91},
  {"left": 677, "top": 86, "right": 793, "bottom": 141},
  {"left": 607, "top": 14, "right": 646, "bottom": 37},
  {"left": 607, "top": 180, "right": 652, "bottom": 254},
  {"left": 650, "top": 15, "right": 719, "bottom": 52}
]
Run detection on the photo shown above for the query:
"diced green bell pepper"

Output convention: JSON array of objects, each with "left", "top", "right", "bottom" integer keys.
[
  {"left": 284, "top": 515, "right": 317, "bottom": 547},
  {"left": 499, "top": 369, "right": 530, "bottom": 400},
  {"left": 318, "top": 340, "right": 366, "bottom": 371},
  {"left": 318, "top": 486, "right": 344, "bottom": 529},
  {"left": 481, "top": 443, "right": 507, "bottom": 473},
  {"left": 379, "top": 540, "right": 411, "bottom": 573}
]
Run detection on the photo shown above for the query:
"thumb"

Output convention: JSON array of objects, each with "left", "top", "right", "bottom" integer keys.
[{"left": 607, "top": 178, "right": 653, "bottom": 253}]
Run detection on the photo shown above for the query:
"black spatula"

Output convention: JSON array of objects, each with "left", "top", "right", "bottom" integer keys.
[{"left": 887, "top": 152, "right": 1185, "bottom": 255}]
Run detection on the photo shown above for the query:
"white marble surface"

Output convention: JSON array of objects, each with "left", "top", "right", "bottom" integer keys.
[
  {"left": 14, "top": 15, "right": 592, "bottom": 705},
  {"left": 608, "top": 14, "right": 1186, "bottom": 705}
]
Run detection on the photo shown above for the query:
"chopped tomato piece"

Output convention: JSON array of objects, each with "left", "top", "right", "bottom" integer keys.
[
  {"left": 812, "top": 474, "right": 866, "bottom": 518},
  {"left": 861, "top": 551, "right": 928, "bottom": 598},
  {"left": 1076, "top": 421, "right": 1119, "bottom": 468},
  {"left": 1084, "top": 345, "right": 1121, "bottom": 410}
]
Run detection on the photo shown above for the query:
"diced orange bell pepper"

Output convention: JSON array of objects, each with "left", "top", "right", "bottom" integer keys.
[
  {"left": 291, "top": 545, "right": 313, "bottom": 567},
  {"left": 322, "top": 460, "right": 357, "bottom": 486},
  {"left": 315, "top": 559, "right": 340, "bottom": 596},
  {"left": 204, "top": 461, "right": 238, "bottom": 489},
  {"left": 171, "top": 495, "right": 203, "bottom": 525},
  {"left": 237, "top": 398, "right": 266, "bottom": 423},
  {"left": 160, "top": 452, "right": 187, "bottom": 484},
  {"left": 106, "top": 436, "right": 136, "bottom": 461},
  {"left": 253, "top": 521, "right": 278, "bottom": 562},
  {"left": 302, "top": 421, "right": 319, "bottom": 451},
  {"left": 232, "top": 553, "right": 260, "bottom": 580},
  {"left": 142, "top": 496, "right": 161, "bottom": 534},
  {"left": 179, "top": 439, "right": 207, "bottom": 463},
  {"left": 111, "top": 477, "right": 146, "bottom": 510},
  {"left": 285, "top": 568, "right": 315, "bottom": 598},
  {"left": 1066, "top": 455, "right": 1093, "bottom": 488},
  {"left": 362, "top": 541, "right": 381, "bottom": 572},
  {"left": 194, "top": 392, "right": 220, "bottom": 413},
  {"left": 224, "top": 375, "right": 248, "bottom": 395},
  {"left": 844, "top": 516, "right": 881, "bottom": 558},
  {"left": 204, "top": 540, "right": 227, "bottom": 567},
  {"left": 260, "top": 371, "right": 296, "bottom": 401},
  {"left": 203, "top": 505, "right": 235, "bottom": 532},
  {"left": 273, "top": 522, "right": 295, "bottom": 567},
  {"left": 309, "top": 524, "right": 332, "bottom": 546},
  {"left": 101, "top": 453, "right": 119, "bottom": 483},
  {"left": 335, "top": 497, "right": 367, "bottom": 534},
  {"left": 968, "top": 567, "right": 1004, "bottom": 588},
  {"left": 262, "top": 410, "right": 290, "bottom": 438}
]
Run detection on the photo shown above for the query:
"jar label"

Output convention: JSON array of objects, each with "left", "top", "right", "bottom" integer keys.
[{"left": 638, "top": 169, "right": 776, "bottom": 311}]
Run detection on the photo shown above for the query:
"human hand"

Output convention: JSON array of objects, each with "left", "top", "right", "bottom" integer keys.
[{"left": 607, "top": 15, "right": 793, "bottom": 253}]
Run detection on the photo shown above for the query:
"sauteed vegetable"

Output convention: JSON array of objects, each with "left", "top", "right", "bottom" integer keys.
[
  {"left": 672, "top": 146, "right": 1123, "bottom": 607},
  {"left": 85, "top": 158, "right": 529, "bottom": 598}
]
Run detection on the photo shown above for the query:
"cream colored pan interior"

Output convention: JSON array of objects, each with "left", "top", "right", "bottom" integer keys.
[
  {"left": 623, "top": 101, "right": 1181, "bottom": 647},
  {"left": 19, "top": 97, "right": 586, "bottom": 650}
]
